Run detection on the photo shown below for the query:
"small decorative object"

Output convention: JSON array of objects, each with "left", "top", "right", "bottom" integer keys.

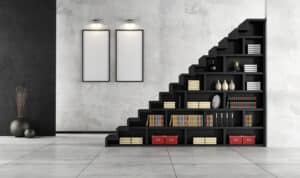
[
  {"left": 230, "top": 112, "right": 235, "bottom": 127},
  {"left": 10, "top": 86, "right": 30, "bottom": 137},
  {"left": 211, "top": 95, "right": 221, "bottom": 109},
  {"left": 209, "top": 59, "right": 217, "bottom": 71},
  {"left": 24, "top": 129, "right": 35, "bottom": 138},
  {"left": 215, "top": 80, "right": 222, "bottom": 91},
  {"left": 229, "top": 80, "right": 236, "bottom": 91},
  {"left": 234, "top": 61, "right": 240, "bottom": 72},
  {"left": 222, "top": 80, "right": 229, "bottom": 91}
]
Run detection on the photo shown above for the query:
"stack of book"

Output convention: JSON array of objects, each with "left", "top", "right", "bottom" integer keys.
[
  {"left": 244, "top": 64, "right": 257, "bottom": 72},
  {"left": 246, "top": 81, "right": 261, "bottom": 90},
  {"left": 188, "top": 80, "right": 200, "bottom": 91},
  {"left": 170, "top": 115, "right": 203, "bottom": 127},
  {"left": 146, "top": 115, "right": 164, "bottom": 127},
  {"left": 243, "top": 114, "right": 253, "bottom": 127},
  {"left": 193, "top": 137, "right": 217, "bottom": 145},
  {"left": 247, "top": 44, "right": 261, "bottom": 54},
  {"left": 205, "top": 114, "right": 214, "bottom": 127},
  {"left": 163, "top": 101, "right": 176, "bottom": 109},
  {"left": 187, "top": 101, "right": 211, "bottom": 109},
  {"left": 227, "top": 96, "right": 257, "bottom": 109},
  {"left": 119, "top": 137, "right": 144, "bottom": 145}
]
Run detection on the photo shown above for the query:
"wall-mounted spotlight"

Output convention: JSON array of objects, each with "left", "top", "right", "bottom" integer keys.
[
  {"left": 122, "top": 18, "right": 138, "bottom": 29},
  {"left": 88, "top": 18, "right": 104, "bottom": 29},
  {"left": 125, "top": 19, "right": 135, "bottom": 23}
]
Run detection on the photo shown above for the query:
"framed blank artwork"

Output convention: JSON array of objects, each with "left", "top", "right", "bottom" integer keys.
[
  {"left": 82, "top": 29, "right": 110, "bottom": 82},
  {"left": 116, "top": 29, "right": 144, "bottom": 82}
]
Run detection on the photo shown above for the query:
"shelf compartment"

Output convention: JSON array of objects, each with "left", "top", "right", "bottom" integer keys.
[
  {"left": 224, "top": 56, "right": 264, "bottom": 73},
  {"left": 206, "top": 75, "right": 243, "bottom": 91},
  {"left": 118, "top": 127, "right": 147, "bottom": 144},
  {"left": 186, "top": 127, "right": 224, "bottom": 145},
  {"left": 148, "top": 127, "right": 185, "bottom": 145},
  {"left": 205, "top": 111, "right": 243, "bottom": 127},
  {"left": 244, "top": 111, "right": 265, "bottom": 127},
  {"left": 225, "top": 128, "right": 264, "bottom": 145},
  {"left": 226, "top": 93, "right": 264, "bottom": 109},
  {"left": 180, "top": 74, "right": 204, "bottom": 90},
  {"left": 206, "top": 56, "right": 223, "bottom": 72}
]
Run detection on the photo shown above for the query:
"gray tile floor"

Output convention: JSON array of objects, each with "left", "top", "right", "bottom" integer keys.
[{"left": 0, "top": 134, "right": 299, "bottom": 178}]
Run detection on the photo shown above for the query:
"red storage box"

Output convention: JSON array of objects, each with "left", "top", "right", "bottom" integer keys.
[
  {"left": 229, "top": 135, "right": 243, "bottom": 144},
  {"left": 152, "top": 135, "right": 165, "bottom": 144},
  {"left": 243, "top": 136, "right": 256, "bottom": 144},
  {"left": 165, "top": 135, "right": 178, "bottom": 145}
]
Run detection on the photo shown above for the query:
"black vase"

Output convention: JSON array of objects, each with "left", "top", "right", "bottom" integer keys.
[{"left": 10, "top": 118, "right": 30, "bottom": 137}]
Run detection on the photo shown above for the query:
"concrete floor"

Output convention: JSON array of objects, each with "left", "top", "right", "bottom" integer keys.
[{"left": 0, "top": 134, "right": 299, "bottom": 178}]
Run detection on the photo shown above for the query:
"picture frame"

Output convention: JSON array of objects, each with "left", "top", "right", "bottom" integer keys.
[
  {"left": 82, "top": 29, "right": 110, "bottom": 82},
  {"left": 116, "top": 29, "right": 144, "bottom": 82}
]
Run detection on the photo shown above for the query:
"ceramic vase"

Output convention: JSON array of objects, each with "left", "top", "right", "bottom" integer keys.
[
  {"left": 229, "top": 80, "right": 236, "bottom": 91},
  {"left": 234, "top": 61, "right": 240, "bottom": 72},
  {"left": 222, "top": 80, "right": 229, "bottom": 91},
  {"left": 215, "top": 80, "right": 222, "bottom": 91}
]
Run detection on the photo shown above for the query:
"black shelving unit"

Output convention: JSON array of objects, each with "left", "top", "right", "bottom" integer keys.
[{"left": 106, "top": 19, "right": 266, "bottom": 147}]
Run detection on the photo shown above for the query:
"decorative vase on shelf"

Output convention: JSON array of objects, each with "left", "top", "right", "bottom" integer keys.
[
  {"left": 234, "top": 61, "right": 240, "bottom": 72},
  {"left": 209, "top": 60, "right": 217, "bottom": 71},
  {"left": 229, "top": 80, "right": 236, "bottom": 91},
  {"left": 222, "top": 80, "right": 229, "bottom": 91},
  {"left": 10, "top": 86, "right": 30, "bottom": 137},
  {"left": 215, "top": 80, "right": 222, "bottom": 91}
]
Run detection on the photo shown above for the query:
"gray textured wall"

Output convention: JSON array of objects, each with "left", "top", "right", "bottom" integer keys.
[
  {"left": 267, "top": 0, "right": 300, "bottom": 147},
  {"left": 56, "top": 0, "right": 265, "bottom": 131}
]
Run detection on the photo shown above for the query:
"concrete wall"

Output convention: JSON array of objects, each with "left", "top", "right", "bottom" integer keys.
[
  {"left": 267, "top": 0, "right": 300, "bottom": 147},
  {"left": 56, "top": 0, "right": 265, "bottom": 131}
]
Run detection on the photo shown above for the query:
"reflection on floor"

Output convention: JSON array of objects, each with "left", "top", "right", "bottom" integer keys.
[{"left": 0, "top": 134, "right": 299, "bottom": 177}]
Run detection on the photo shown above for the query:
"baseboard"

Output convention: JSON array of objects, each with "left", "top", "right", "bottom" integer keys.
[{"left": 56, "top": 131, "right": 115, "bottom": 134}]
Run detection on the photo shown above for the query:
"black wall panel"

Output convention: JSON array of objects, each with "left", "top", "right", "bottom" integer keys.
[{"left": 0, "top": 0, "right": 56, "bottom": 136}]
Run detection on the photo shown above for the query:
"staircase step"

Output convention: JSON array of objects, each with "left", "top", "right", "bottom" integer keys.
[
  {"left": 189, "top": 64, "right": 206, "bottom": 74},
  {"left": 198, "top": 55, "right": 208, "bottom": 66},
  {"left": 169, "top": 83, "right": 185, "bottom": 93},
  {"left": 105, "top": 133, "right": 119, "bottom": 146},
  {"left": 127, "top": 117, "right": 144, "bottom": 127},
  {"left": 149, "top": 101, "right": 162, "bottom": 109}
]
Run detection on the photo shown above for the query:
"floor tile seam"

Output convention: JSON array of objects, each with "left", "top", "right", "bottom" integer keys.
[
  {"left": 230, "top": 148, "right": 279, "bottom": 178},
  {"left": 167, "top": 147, "right": 178, "bottom": 178},
  {"left": 0, "top": 142, "right": 53, "bottom": 167},
  {"left": 76, "top": 147, "right": 105, "bottom": 178}
]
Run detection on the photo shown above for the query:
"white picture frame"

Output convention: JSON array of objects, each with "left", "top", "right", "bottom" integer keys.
[
  {"left": 82, "top": 30, "right": 110, "bottom": 82},
  {"left": 116, "top": 30, "right": 144, "bottom": 82}
]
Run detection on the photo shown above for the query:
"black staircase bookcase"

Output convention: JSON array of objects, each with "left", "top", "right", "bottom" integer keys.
[{"left": 106, "top": 19, "right": 266, "bottom": 146}]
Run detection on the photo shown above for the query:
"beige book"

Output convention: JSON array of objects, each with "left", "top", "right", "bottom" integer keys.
[
  {"left": 193, "top": 137, "right": 205, "bottom": 144},
  {"left": 131, "top": 137, "right": 143, "bottom": 144},
  {"left": 187, "top": 101, "right": 199, "bottom": 109},
  {"left": 188, "top": 80, "right": 200, "bottom": 91},
  {"left": 198, "top": 101, "right": 211, "bottom": 109},
  {"left": 164, "top": 101, "right": 176, "bottom": 109},
  {"left": 205, "top": 137, "right": 217, "bottom": 144},
  {"left": 119, "top": 137, "right": 131, "bottom": 144}
]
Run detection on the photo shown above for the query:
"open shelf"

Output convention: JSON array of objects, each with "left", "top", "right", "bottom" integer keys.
[{"left": 106, "top": 19, "right": 266, "bottom": 147}]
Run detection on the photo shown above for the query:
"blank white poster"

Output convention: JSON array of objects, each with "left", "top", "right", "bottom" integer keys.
[
  {"left": 82, "top": 30, "right": 110, "bottom": 81},
  {"left": 116, "top": 30, "right": 143, "bottom": 82}
]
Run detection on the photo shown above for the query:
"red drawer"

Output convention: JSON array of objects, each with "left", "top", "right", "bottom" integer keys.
[
  {"left": 229, "top": 135, "right": 243, "bottom": 144},
  {"left": 165, "top": 135, "right": 178, "bottom": 145},
  {"left": 152, "top": 135, "right": 165, "bottom": 144},
  {"left": 243, "top": 136, "right": 256, "bottom": 144}
]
